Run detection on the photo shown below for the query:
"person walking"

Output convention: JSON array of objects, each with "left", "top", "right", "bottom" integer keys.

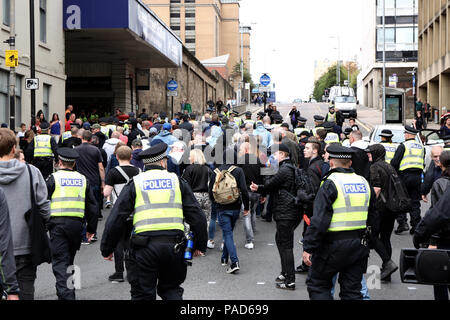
[
  {"left": 391, "top": 126, "right": 425, "bottom": 235},
  {"left": 46, "top": 148, "right": 98, "bottom": 300},
  {"left": 250, "top": 144, "right": 301, "bottom": 290},
  {"left": 101, "top": 142, "right": 207, "bottom": 300},
  {"left": 103, "top": 131, "right": 121, "bottom": 162},
  {"left": 302, "top": 145, "right": 375, "bottom": 300},
  {"left": 209, "top": 150, "right": 249, "bottom": 274},
  {"left": 289, "top": 106, "right": 300, "bottom": 129},
  {"left": 0, "top": 128, "right": 51, "bottom": 300}
]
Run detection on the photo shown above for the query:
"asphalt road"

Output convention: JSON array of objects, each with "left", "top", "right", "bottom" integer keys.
[{"left": 34, "top": 103, "right": 434, "bottom": 300}]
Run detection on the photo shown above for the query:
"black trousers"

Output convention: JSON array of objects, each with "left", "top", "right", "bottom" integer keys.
[
  {"left": 128, "top": 240, "right": 187, "bottom": 300},
  {"left": 32, "top": 157, "right": 53, "bottom": 180},
  {"left": 14, "top": 255, "right": 37, "bottom": 300},
  {"left": 397, "top": 172, "right": 422, "bottom": 228},
  {"left": 49, "top": 219, "right": 83, "bottom": 300},
  {"left": 275, "top": 218, "right": 302, "bottom": 283},
  {"left": 306, "top": 239, "right": 369, "bottom": 300},
  {"left": 114, "top": 229, "right": 131, "bottom": 274},
  {"left": 371, "top": 209, "right": 397, "bottom": 264},
  {"left": 434, "top": 239, "right": 450, "bottom": 300}
]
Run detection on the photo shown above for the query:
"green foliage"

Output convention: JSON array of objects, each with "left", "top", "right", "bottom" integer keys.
[
  {"left": 232, "top": 62, "right": 255, "bottom": 89},
  {"left": 312, "top": 64, "right": 360, "bottom": 101}
]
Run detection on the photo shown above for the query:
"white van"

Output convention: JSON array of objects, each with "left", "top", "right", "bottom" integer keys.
[{"left": 328, "top": 86, "right": 355, "bottom": 103}]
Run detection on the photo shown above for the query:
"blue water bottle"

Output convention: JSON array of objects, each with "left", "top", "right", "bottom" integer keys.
[
  {"left": 421, "top": 173, "right": 424, "bottom": 184},
  {"left": 184, "top": 232, "right": 194, "bottom": 261}
]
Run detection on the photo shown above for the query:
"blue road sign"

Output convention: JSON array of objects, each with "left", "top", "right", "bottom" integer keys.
[
  {"left": 260, "top": 74, "right": 271, "bottom": 86},
  {"left": 167, "top": 80, "right": 178, "bottom": 91}
]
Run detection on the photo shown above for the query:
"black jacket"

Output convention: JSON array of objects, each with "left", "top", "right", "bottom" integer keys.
[
  {"left": 59, "top": 136, "right": 82, "bottom": 149},
  {"left": 303, "top": 167, "right": 377, "bottom": 254},
  {"left": 420, "top": 161, "right": 442, "bottom": 196},
  {"left": 238, "top": 154, "right": 265, "bottom": 188},
  {"left": 94, "top": 131, "right": 107, "bottom": 149},
  {"left": 304, "top": 156, "right": 325, "bottom": 217},
  {"left": 257, "top": 159, "right": 299, "bottom": 221},
  {"left": 288, "top": 109, "right": 301, "bottom": 124},
  {"left": 209, "top": 164, "right": 249, "bottom": 212},
  {"left": 46, "top": 169, "right": 99, "bottom": 234},
  {"left": 182, "top": 164, "right": 212, "bottom": 193},
  {"left": 351, "top": 147, "right": 370, "bottom": 180},
  {"left": 127, "top": 128, "right": 146, "bottom": 148},
  {"left": 101, "top": 165, "right": 208, "bottom": 255}
]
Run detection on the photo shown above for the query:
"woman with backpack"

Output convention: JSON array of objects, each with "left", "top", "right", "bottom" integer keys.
[{"left": 365, "top": 144, "right": 399, "bottom": 282}]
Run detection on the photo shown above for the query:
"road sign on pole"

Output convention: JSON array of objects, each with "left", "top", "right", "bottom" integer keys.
[
  {"left": 25, "top": 78, "right": 39, "bottom": 90},
  {"left": 5, "top": 50, "right": 18, "bottom": 67},
  {"left": 167, "top": 79, "right": 178, "bottom": 91},
  {"left": 260, "top": 74, "right": 271, "bottom": 86}
]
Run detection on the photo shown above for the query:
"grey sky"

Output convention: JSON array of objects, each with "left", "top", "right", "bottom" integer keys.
[{"left": 240, "top": 0, "right": 363, "bottom": 102}]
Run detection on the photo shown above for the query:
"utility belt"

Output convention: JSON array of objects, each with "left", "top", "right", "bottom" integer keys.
[
  {"left": 325, "top": 229, "right": 367, "bottom": 243},
  {"left": 131, "top": 233, "right": 184, "bottom": 248},
  {"left": 49, "top": 216, "right": 83, "bottom": 223}
]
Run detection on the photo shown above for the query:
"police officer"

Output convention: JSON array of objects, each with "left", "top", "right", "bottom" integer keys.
[
  {"left": 302, "top": 145, "right": 376, "bottom": 300},
  {"left": 46, "top": 148, "right": 98, "bottom": 300},
  {"left": 325, "top": 105, "right": 337, "bottom": 123},
  {"left": 342, "top": 128, "right": 352, "bottom": 147},
  {"left": 391, "top": 126, "right": 425, "bottom": 235},
  {"left": 294, "top": 117, "right": 308, "bottom": 137},
  {"left": 26, "top": 121, "right": 58, "bottom": 180},
  {"left": 106, "top": 117, "right": 117, "bottom": 133},
  {"left": 312, "top": 115, "right": 325, "bottom": 137},
  {"left": 232, "top": 110, "right": 243, "bottom": 128},
  {"left": 379, "top": 129, "right": 398, "bottom": 164},
  {"left": 100, "top": 142, "right": 207, "bottom": 300},
  {"left": 323, "top": 122, "right": 341, "bottom": 145},
  {"left": 244, "top": 111, "right": 255, "bottom": 126}
]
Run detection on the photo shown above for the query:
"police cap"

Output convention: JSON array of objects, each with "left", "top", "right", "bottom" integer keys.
[
  {"left": 40, "top": 121, "right": 50, "bottom": 131},
  {"left": 297, "top": 116, "right": 307, "bottom": 124},
  {"left": 245, "top": 111, "right": 252, "bottom": 117},
  {"left": 99, "top": 117, "right": 108, "bottom": 124},
  {"left": 139, "top": 142, "right": 168, "bottom": 164},
  {"left": 57, "top": 148, "right": 79, "bottom": 162},
  {"left": 257, "top": 111, "right": 266, "bottom": 117},
  {"left": 232, "top": 110, "right": 239, "bottom": 116},
  {"left": 404, "top": 125, "right": 419, "bottom": 135},
  {"left": 314, "top": 115, "right": 325, "bottom": 122},
  {"left": 344, "top": 127, "right": 353, "bottom": 135},
  {"left": 323, "top": 122, "right": 334, "bottom": 130},
  {"left": 327, "top": 145, "right": 355, "bottom": 160},
  {"left": 379, "top": 129, "right": 394, "bottom": 138}
]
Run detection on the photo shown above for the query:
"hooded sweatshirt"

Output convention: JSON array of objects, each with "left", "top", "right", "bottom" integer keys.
[
  {"left": 0, "top": 160, "right": 50, "bottom": 256},
  {"left": 103, "top": 138, "right": 121, "bottom": 161},
  {"left": 150, "top": 131, "right": 179, "bottom": 151}
]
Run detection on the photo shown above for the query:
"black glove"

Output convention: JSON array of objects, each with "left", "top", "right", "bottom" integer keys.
[{"left": 413, "top": 234, "right": 423, "bottom": 249}]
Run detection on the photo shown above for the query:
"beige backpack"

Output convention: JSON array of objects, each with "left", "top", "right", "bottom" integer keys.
[{"left": 212, "top": 166, "right": 240, "bottom": 205}]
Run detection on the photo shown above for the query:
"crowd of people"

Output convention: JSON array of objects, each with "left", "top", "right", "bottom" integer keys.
[{"left": 0, "top": 102, "right": 449, "bottom": 301}]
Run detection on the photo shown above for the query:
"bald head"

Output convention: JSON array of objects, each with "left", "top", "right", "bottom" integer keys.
[
  {"left": 431, "top": 146, "right": 444, "bottom": 167},
  {"left": 111, "top": 131, "right": 120, "bottom": 139}
]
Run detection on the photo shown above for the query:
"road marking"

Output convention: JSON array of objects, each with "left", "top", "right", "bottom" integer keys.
[
  {"left": 356, "top": 118, "right": 373, "bottom": 134},
  {"left": 208, "top": 282, "right": 216, "bottom": 285},
  {"left": 267, "top": 243, "right": 275, "bottom": 246},
  {"left": 257, "top": 282, "right": 265, "bottom": 285},
  {"left": 407, "top": 287, "right": 417, "bottom": 290}
]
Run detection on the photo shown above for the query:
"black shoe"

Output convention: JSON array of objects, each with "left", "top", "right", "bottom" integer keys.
[
  {"left": 90, "top": 235, "right": 98, "bottom": 242},
  {"left": 409, "top": 226, "right": 416, "bottom": 235},
  {"left": 381, "top": 275, "right": 391, "bottom": 282},
  {"left": 98, "top": 214, "right": 103, "bottom": 221},
  {"left": 295, "top": 263, "right": 310, "bottom": 274},
  {"left": 275, "top": 274, "right": 286, "bottom": 283},
  {"left": 108, "top": 272, "right": 124, "bottom": 283},
  {"left": 262, "top": 218, "right": 272, "bottom": 222},
  {"left": 381, "top": 260, "right": 398, "bottom": 281},
  {"left": 394, "top": 224, "right": 409, "bottom": 235},
  {"left": 276, "top": 282, "right": 295, "bottom": 291},
  {"left": 226, "top": 262, "right": 240, "bottom": 274}
]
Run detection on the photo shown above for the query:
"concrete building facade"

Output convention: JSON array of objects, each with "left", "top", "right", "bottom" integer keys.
[
  {"left": 357, "top": 0, "right": 418, "bottom": 118},
  {"left": 0, "top": 0, "right": 66, "bottom": 130},
  {"left": 417, "top": 0, "right": 450, "bottom": 117}
]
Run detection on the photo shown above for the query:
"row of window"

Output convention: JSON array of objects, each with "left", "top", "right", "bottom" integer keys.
[
  {"left": 2, "top": 0, "right": 47, "bottom": 43},
  {"left": 377, "top": 0, "right": 418, "bottom": 9},
  {"left": 376, "top": 15, "right": 417, "bottom": 25},
  {"left": 170, "top": 12, "right": 195, "bottom": 18},
  {"left": 170, "top": 25, "right": 195, "bottom": 31},
  {"left": 0, "top": 70, "right": 50, "bottom": 127},
  {"left": 170, "top": 0, "right": 196, "bottom": 2},
  {"left": 377, "top": 26, "right": 418, "bottom": 45}
]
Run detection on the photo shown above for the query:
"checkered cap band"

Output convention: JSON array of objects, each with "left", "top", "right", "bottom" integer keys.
[
  {"left": 142, "top": 153, "right": 167, "bottom": 164},
  {"left": 328, "top": 153, "right": 353, "bottom": 159},
  {"left": 59, "top": 155, "right": 76, "bottom": 162}
]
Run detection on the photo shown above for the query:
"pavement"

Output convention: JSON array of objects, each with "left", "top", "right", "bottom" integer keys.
[{"left": 33, "top": 102, "right": 435, "bottom": 300}]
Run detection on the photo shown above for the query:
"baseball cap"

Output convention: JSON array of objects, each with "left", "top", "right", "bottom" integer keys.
[{"left": 163, "top": 123, "right": 172, "bottom": 131}]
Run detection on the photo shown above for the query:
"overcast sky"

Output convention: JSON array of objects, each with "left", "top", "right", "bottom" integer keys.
[{"left": 240, "top": 0, "right": 364, "bottom": 102}]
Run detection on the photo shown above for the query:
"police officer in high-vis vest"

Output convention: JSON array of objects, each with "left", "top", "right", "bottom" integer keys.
[
  {"left": 323, "top": 122, "right": 341, "bottom": 145},
  {"left": 232, "top": 110, "right": 243, "bottom": 128},
  {"left": 244, "top": 111, "right": 255, "bottom": 126},
  {"left": 311, "top": 115, "right": 325, "bottom": 137},
  {"left": 379, "top": 129, "right": 398, "bottom": 164},
  {"left": 46, "top": 148, "right": 98, "bottom": 300},
  {"left": 26, "top": 121, "right": 58, "bottom": 180},
  {"left": 342, "top": 127, "right": 352, "bottom": 147},
  {"left": 101, "top": 142, "right": 207, "bottom": 300},
  {"left": 302, "top": 145, "right": 376, "bottom": 300},
  {"left": 391, "top": 126, "right": 425, "bottom": 235},
  {"left": 325, "top": 105, "right": 337, "bottom": 123}
]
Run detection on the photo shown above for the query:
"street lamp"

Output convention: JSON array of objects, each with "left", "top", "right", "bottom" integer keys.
[
  {"left": 330, "top": 36, "right": 341, "bottom": 86},
  {"left": 382, "top": 0, "right": 386, "bottom": 124}
]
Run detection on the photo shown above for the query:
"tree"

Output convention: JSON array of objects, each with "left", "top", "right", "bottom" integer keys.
[
  {"left": 232, "top": 62, "right": 255, "bottom": 90},
  {"left": 312, "top": 64, "right": 360, "bottom": 101}
]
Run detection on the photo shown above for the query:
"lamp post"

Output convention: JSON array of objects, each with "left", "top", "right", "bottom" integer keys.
[
  {"left": 330, "top": 36, "right": 341, "bottom": 86},
  {"left": 382, "top": 0, "right": 386, "bottom": 124}
]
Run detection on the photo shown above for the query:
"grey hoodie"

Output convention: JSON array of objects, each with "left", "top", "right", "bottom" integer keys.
[{"left": 0, "top": 160, "right": 50, "bottom": 256}]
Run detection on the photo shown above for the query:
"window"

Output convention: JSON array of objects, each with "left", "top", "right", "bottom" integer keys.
[
  {"left": 43, "top": 84, "right": 50, "bottom": 121},
  {"left": 170, "top": 12, "right": 180, "bottom": 18},
  {"left": 185, "top": 25, "right": 195, "bottom": 30},
  {"left": 40, "top": 0, "right": 47, "bottom": 43},
  {"left": 2, "top": 0, "right": 10, "bottom": 26},
  {"left": 377, "top": 27, "right": 395, "bottom": 44},
  {"left": 0, "top": 71, "right": 22, "bottom": 128},
  {"left": 171, "top": 25, "right": 180, "bottom": 30},
  {"left": 396, "top": 0, "right": 414, "bottom": 9},
  {"left": 185, "top": 38, "right": 195, "bottom": 43},
  {"left": 185, "top": 12, "right": 195, "bottom": 18},
  {"left": 396, "top": 27, "right": 414, "bottom": 43}
]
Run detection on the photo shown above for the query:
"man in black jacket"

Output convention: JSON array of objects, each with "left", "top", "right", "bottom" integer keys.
[
  {"left": 127, "top": 118, "right": 146, "bottom": 148},
  {"left": 349, "top": 130, "right": 370, "bottom": 180},
  {"left": 289, "top": 106, "right": 301, "bottom": 129},
  {"left": 251, "top": 144, "right": 301, "bottom": 291}
]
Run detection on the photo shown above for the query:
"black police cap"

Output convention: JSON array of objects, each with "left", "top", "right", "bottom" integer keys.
[
  {"left": 327, "top": 145, "right": 355, "bottom": 159},
  {"left": 57, "top": 148, "right": 79, "bottom": 162},
  {"left": 404, "top": 125, "right": 419, "bottom": 135},
  {"left": 232, "top": 110, "right": 239, "bottom": 116},
  {"left": 379, "top": 129, "right": 394, "bottom": 138},
  {"left": 139, "top": 142, "right": 168, "bottom": 164},
  {"left": 344, "top": 127, "right": 353, "bottom": 135},
  {"left": 245, "top": 111, "right": 252, "bottom": 116},
  {"left": 257, "top": 112, "right": 266, "bottom": 117},
  {"left": 298, "top": 116, "right": 307, "bottom": 123},
  {"left": 40, "top": 121, "right": 50, "bottom": 130},
  {"left": 323, "top": 122, "right": 334, "bottom": 129},
  {"left": 314, "top": 115, "right": 325, "bottom": 121}
]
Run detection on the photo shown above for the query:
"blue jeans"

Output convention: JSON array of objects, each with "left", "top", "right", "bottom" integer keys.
[
  {"left": 218, "top": 209, "right": 240, "bottom": 264},
  {"left": 331, "top": 274, "right": 370, "bottom": 300},
  {"left": 208, "top": 202, "right": 217, "bottom": 240}
]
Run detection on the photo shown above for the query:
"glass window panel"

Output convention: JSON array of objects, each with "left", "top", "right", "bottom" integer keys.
[
  {"left": 377, "top": 27, "right": 395, "bottom": 43},
  {"left": 396, "top": 0, "right": 414, "bottom": 9},
  {"left": 396, "top": 27, "right": 414, "bottom": 43},
  {"left": 3, "top": 0, "right": 10, "bottom": 26}
]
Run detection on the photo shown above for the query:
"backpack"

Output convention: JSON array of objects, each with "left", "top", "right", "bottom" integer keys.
[
  {"left": 212, "top": 166, "right": 241, "bottom": 205},
  {"left": 285, "top": 164, "right": 317, "bottom": 209},
  {"left": 380, "top": 170, "right": 412, "bottom": 214}
]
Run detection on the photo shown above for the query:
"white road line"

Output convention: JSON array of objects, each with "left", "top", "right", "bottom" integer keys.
[
  {"left": 267, "top": 243, "right": 275, "bottom": 246},
  {"left": 208, "top": 282, "right": 216, "bottom": 284},
  {"left": 257, "top": 282, "right": 265, "bottom": 285},
  {"left": 407, "top": 287, "right": 417, "bottom": 290}
]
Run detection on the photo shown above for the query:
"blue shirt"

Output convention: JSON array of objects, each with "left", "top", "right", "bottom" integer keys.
[{"left": 50, "top": 121, "right": 61, "bottom": 135}]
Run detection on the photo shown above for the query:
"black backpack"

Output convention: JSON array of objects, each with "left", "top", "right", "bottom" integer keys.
[
  {"left": 285, "top": 164, "right": 317, "bottom": 209},
  {"left": 381, "top": 169, "right": 412, "bottom": 214}
]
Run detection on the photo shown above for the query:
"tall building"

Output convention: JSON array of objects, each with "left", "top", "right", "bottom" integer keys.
[
  {"left": 314, "top": 59, "right": 336, "bottom": 82},
  {"left": 357, "top": 0, "right": 418, "bottom": 117},
  {"left": 417, "top": 0, "right": 450, "bottom": 117},
  {"left": 145, "top": 0, "right": 250, "bottom": 92}
]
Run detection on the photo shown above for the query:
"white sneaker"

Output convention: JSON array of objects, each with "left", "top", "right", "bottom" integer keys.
[
  {"left": 220, "top": 242, "right": 224, "bottom": 251},
  {"left": 244, "top": 243, "right": 254, "bottom": 250},
  {"left": 207, "top": 240, "right": 215, "bottom": 249}
]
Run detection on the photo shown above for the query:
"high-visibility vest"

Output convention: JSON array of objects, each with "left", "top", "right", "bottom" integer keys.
[
  {"left": 34, "top": 135, "right": 53, "bottom": 157},
  {"left": 342, "top": 139, "right": 351, "bottom": 147},
  {"left": 106, "top": 124, "right": 116, "bottom": 132},
  {"left": 100, "top": 126, "right": 110, "bottom": 136},
  {"left": 380, "top": 142, "right": 398, "bottom": 164},
  {"left": 50, "top": 170, "right": 86, "bottom": 219},
  {"left": 399, "top": 140, "right": 425, "bottom": 171},
  {"left": 61, "top": 131, "right": 72, "bottom": 142},
  {"left": 294, "top": 127, "right": 307, "bottom": 136},
  {"left": 444, "top": 145, "right": 450, "bottom": 150},
  {"left": 312, "top": 126, "right": 324, "bottom": 136},
  {"left": 327, "top": 112, "right": 336, "bottom": 123},
  {"left": 324, "top": 132, "right": 340, "bottom": 145},
  {"left": 244, "top": 119, "right": 255, "bottom": 126},
  {"left": 234, "top": 118, "right": 243, "bottom": 127},
  {"left": 133, "top": 170, "right": 184, "bottom": 234},
  {"left": 326, "top": 172, "right": 370, "bottom": 232}
]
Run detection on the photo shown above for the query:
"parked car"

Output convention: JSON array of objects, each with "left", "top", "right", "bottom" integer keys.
[{"left": 364, "top": 125, "right": 444, "bottom": 170}]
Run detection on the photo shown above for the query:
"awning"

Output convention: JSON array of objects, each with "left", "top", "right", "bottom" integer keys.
[{"left": 63, "top": 0, "right": 183, "bottom": 68}]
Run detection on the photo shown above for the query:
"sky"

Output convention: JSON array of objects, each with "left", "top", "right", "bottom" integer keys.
[{"left": 239, "top": 0, "right": 364, "bottom": 102}]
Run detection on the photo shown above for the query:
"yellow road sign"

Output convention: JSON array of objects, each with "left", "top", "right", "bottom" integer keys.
[{"left": 5, "top": 50, "right": 18, "bottom": 67}]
